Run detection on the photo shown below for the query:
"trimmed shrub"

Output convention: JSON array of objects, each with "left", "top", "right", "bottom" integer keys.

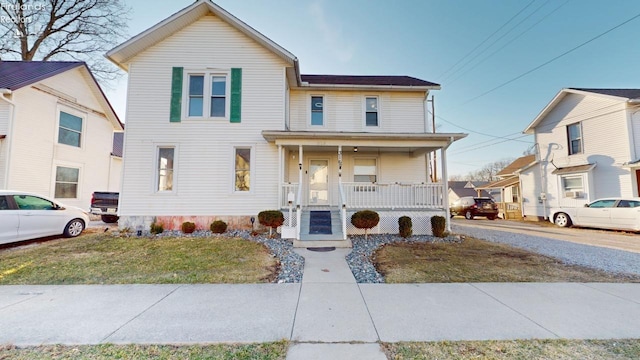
[
  {"left": 258, "top": 210, "right": 285, "bottom": 237},
  {"left": 150, "top": 221, "right": 164, "bottom": 235},
  {"left": 399, "top": 216, "right": 412, "bottom": 238},
  {"left": 431, "top": 215, "right": 446, "bottom": 238},
  {"left": 181, "top": 221, "right": 196, "bottom": 234},
  {"left": 351, "top": 210, "right": 380, "bottom": 240},
  {"left": 210, "top": 220, "right": 228, "bottom": 234}
]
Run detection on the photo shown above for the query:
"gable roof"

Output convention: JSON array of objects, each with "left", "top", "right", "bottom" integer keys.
[
  {"left": 0, "top": 61, "right": 123, "bottom": 130},
  {"left": 106, "top": 0, "right": 298, "bottom": 74},
  {"left": 496, "top": 155, "right": 536, "bottom": 177},
  {"left": 301, "top": 75, "right": 440, "bottom": 89},
  {"left": 449, "top": 187, "right": 490, "bottom": 198},
  {"left": 0, "top": 61, "right": 84, "bottom": 90},
  {"left": 524, "top": 88, "right": 638, "bottom": 134}
]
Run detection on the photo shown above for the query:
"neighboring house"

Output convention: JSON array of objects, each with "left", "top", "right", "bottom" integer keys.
[
  {"left": 477, "top": 155, "right": 536, "bottom": 220},
  {"left": 447, "top": 181, "right": 491, "bottom": 205},
  {"left": 520, "top": 88, "right": 640, "bottom": 221},
  {"left": 106, "top": 0, "right": 466, "bottom": 245},
  {"left": 0, "top": 61, "right": 123, "bottom": 211}
]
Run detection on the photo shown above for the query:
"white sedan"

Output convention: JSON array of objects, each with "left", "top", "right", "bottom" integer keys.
[
  {"left": 0, "top": 190, "right": 90, "bottom": 245},
  {"left": 550, "top": 198, "right": 640, "bottom": 232}
]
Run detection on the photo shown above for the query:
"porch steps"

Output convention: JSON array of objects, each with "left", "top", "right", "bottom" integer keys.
[{"left": 298, "top": 208, "right": 346, "bottom": 243}]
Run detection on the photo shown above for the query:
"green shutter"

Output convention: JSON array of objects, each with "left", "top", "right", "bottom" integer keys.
[
  {"left": 170, "top": 67, "right": 183, "bottom": 122},
  {"left": 230, "top": 68, "right": 242, "bottom": 123}
]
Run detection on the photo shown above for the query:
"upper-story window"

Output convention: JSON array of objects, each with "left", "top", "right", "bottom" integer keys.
[
  {"left": 311, "top": 96, "right": 324, "bottom": 126},
  {"left": 58, "top": 111, "right": 83, "bottom": 147},
  {"left": 365, "top": 97, "right": 378, "bottom": 127},
  {"left": 185, "top": 72, "right": 229, "bottom": 119},
  {"left": 567, "top": 122, "right": 582, "bottom": 155}
]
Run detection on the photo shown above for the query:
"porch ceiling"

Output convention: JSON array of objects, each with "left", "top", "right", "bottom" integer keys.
[{"left": 262, "top": 131, "right": 467, "bottom": 153}]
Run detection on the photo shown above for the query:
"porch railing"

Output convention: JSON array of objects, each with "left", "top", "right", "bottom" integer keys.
[
  {"left": 281, "top": 183, "right": 299, "bottom": 208},
  {"left": 342, "top": 182, "right": 445, "bottom": 209}
]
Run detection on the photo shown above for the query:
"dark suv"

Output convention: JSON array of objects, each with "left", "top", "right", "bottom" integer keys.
[{"left": 450, "top": 196, "right": 499, "bottom": 220}]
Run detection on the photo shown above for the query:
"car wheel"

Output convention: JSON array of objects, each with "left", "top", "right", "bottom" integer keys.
[
  {"left": 64, "top": 219, "right": 85, "bottom": 237},
  {"left": 101, "top": 215, "right": 119, "bottom": 223},
  {"left": 554, "top": 213, "right": 572, "bottom": 228},
  {"left": 465, "top": 210, "right": 474, "bottom": 220}
]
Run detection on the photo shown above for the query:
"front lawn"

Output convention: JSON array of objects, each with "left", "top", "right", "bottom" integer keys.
[
  {"left": 0, "top": 233, "right": 278, "bottom": 284},
  {"left": 374, "top": 237, "right": 640, "bottom": 283},
  {"left": 383, "top": 339, "right": 640, "bottom": 360},
  {"left": 0, "top": 342, "right": 288, "bottom": 360}
]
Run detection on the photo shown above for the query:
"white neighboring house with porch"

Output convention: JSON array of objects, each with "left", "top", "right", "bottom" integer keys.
[
  {"left": 107, "top": 0, "right": 465, "bottom": 246},
  {"left": 0, "top": 61, "right": 123, "bottom": 211},
  {"left": 521, "top": 88, "right": 640, "bottom": 222}
]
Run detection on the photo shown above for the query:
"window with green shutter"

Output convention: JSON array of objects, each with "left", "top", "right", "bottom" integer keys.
[
  {"left": 230, "top": 68, "right": 242, "bottom": 123},
  {"left": 176, "top": 68, "right": 241, "bottom": 122}
]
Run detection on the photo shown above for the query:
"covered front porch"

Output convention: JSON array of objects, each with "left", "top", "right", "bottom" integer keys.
[{"left": 263, "top": 131, "right": 466, "bottom": 244}]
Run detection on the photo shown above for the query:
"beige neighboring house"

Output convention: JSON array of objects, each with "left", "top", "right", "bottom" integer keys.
[
  {"left": 520, "top": 88, "right": 640, "bottom": 221},
  {"left": 0, "top": 61, "right": 123, "bottom": 211},
  {"left": 447, "top": 181, "right": 491, "bottom": 205},
  {"left": 478, "top": 155, "right": 536, "bottom": 220},
  {"left": 106, "top": 0, "right": 466, "bottom": 246}
]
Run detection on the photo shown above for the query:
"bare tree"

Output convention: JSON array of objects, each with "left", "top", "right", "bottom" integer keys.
[
  {"left": 450, "top": 158, "right": 514, "bottom": 182},
  {"left": 0, "top": 0, "right": 130, "bottom": 83}
]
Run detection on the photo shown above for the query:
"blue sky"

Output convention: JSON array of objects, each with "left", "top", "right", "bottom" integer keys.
[{"left": 107, "top": 0, "right": 640, "bottom": 177}]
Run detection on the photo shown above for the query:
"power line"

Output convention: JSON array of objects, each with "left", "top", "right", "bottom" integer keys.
[
  {"left": 437, "top": 114, "right": 531, "bottom": 143},
  {"left": 461, "top": 11, "right": 640, "bottom": 105},
  {"left": 436, "top": 0, "right": 537, "bottom": 80},
  {"left": 450, "top": 134, "right": 532, "bottom": 155}
]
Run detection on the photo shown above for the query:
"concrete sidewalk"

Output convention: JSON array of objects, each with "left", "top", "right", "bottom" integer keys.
[{"left": 1, "top": 249, "right": 639, "bottom": 359}]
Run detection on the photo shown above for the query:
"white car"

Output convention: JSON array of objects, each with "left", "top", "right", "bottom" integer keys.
[
  {"left": 550, "top": 197, "right": 640, "bottom": 232},
  {"left": 0, "top": 190, "right": 90, "bottom": 244}
]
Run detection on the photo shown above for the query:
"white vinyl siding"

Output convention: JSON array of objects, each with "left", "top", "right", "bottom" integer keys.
[
  {"left": 120, "top": 14, "right": 287, "bottom": 216},
  {"left": 3, "top": 68, "right": 121, "bottom": 209},
  {"left": 289, "top": 90, "right": 426, "bottom": 133}
]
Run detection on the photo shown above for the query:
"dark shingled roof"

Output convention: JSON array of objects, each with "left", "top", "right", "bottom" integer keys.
[
  {"left": 0, "top": 61, "right": 84, "bottom": 90},
  {"left": 301, "top": 74, "right": 439, "bottom": 87},
  {"left": 571, "top": 88, "right": 640, "bottom": 100},
  {"left": 112, "top": 132, "right": 124, "bottom": 157}
]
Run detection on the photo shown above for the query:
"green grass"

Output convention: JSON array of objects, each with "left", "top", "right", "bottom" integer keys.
[
  {"left": 0, "top": 233, "right": 278, "bottom": 284},
  {"left": 0, "top": 342, "right": 288, "bottom": 359},
  {"left": 374, "top": 237, "right": 640, "bottom": 283},
  {"left": 383, "top": 339, "right": 640, "bottom": 360}
]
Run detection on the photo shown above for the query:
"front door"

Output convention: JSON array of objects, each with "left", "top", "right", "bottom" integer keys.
[{"left": 309, "top": 159, "right": 329, "bottom": 205}]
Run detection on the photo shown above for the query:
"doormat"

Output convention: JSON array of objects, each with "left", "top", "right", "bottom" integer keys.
[
  {"left": 307, "top": 247, "right": 336, "bottom": 252},
  {"left": 309, "top": 211, "right": 332, "bottom": 234}
]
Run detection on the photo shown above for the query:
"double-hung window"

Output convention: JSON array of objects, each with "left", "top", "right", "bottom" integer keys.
[
  {"left": 185, "top": 72, "right": 228, "bottom": 119},
  {"left": 365, "top": 97, "right": 379, "bottom": 127},
  {"left": 311, "top": 96, "right": 323, "bottom": 126},
  {"left": 55, "top": 166, "right": 79, "bottom": 198},
  {"left": 354, "top": 159, "right": 377, "bottom": 183},
  {"left": 157, "top": 147, "right": 175, "bottom": 192},
  {"left": 59, "top": 111, "right": 83, "bottom": 147},
  {"left": 567, "top": 122, "right": 582, "bottom": 155}
]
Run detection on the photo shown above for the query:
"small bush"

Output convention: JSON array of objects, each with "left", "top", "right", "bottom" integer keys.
[
  {"left": 351, "top": 210, "right": 380, "bottom": 240},
  {"left": 399, "top": 216, "right": 412, "bottom": 238},
  {"left": 210, "top": 220, "right": 228, "bottom": 234},
  {"left": 431, "top": 215, "right": 446, "bottom": 238},
  {"left": 181, "top": 221, "right": 196, "bottom": 234},
  {"left": 150, "top": 221, "right": 164, "bottom": 235},
  {"left": 258, "top": 210, "right": 284, "bottom": 237}
]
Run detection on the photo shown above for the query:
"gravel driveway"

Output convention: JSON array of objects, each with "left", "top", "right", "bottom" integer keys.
[{"left": 452, "top": 219, "right": 640, "bottom": 276}]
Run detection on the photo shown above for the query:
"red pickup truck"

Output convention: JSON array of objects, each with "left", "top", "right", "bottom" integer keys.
[{"left": 90, "top": 191, "right": 119, "bottom": 223}]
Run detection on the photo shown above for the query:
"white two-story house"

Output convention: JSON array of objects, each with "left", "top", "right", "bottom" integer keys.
[
  {"left": 0, "top": 61, "right": 123, "bottom": 211},
  {"left": 107, "top": 0, "right": 465, "bottom": 245},
  {"left": 520, "top": 88, "right": 640, "bottom": 221}
]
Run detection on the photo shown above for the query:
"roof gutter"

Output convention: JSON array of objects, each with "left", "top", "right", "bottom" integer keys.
[{"left": 0, "top": 89, "right": 15, "bottom": 189}]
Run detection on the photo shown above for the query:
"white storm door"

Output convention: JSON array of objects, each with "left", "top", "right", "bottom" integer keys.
[{"left": 309, "top": 159, "right": 329, "bottom": 205}]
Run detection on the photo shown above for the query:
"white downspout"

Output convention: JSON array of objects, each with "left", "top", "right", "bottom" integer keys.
[{"left": 0, "top": 89, "right": 15, "bottom": 190}]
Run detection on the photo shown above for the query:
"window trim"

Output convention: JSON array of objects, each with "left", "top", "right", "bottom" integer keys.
[
  {"left": 309, "top": 94, "right": 325, "bottom": 127},
  {"left": 57, "top": 106, "right": 86, "bottom": 149},
  {"left": 560, "top": 174, "right": 584, "bottom": 198},
  {"left": 182, "top": 69, "right": 231, "bottom": 121},
  {"left": 155, "top": 145, "right": 177, "bottom": 194},
  {"left": 567, "top": 122, "right": 583, "bottom": 155},
  {"left": 51, "top": 161, "right": 83, "bottom": 200},
  {"left": 363, "top": 96, "right": 380, "bottom": 127},
  {"left": 232, "top": 145, "right": 254, "bottom": 194}
]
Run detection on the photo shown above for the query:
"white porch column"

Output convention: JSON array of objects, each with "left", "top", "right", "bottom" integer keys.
[
  {"left": 278, "top": 145, "right": 283, "bottom": 208},
  {"left": 338, "top": 145, "right": 342, "bottom": 184},
  {"left": 298, "top": 145, "right": 303, "bottom": 188},
  {"left": 441, "top": 145, "right": 451, "bottom": 232}
]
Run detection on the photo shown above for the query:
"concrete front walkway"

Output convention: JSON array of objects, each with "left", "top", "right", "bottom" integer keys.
[{"left": 1, "top": 249, "right": 640, "bottom": 359}]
